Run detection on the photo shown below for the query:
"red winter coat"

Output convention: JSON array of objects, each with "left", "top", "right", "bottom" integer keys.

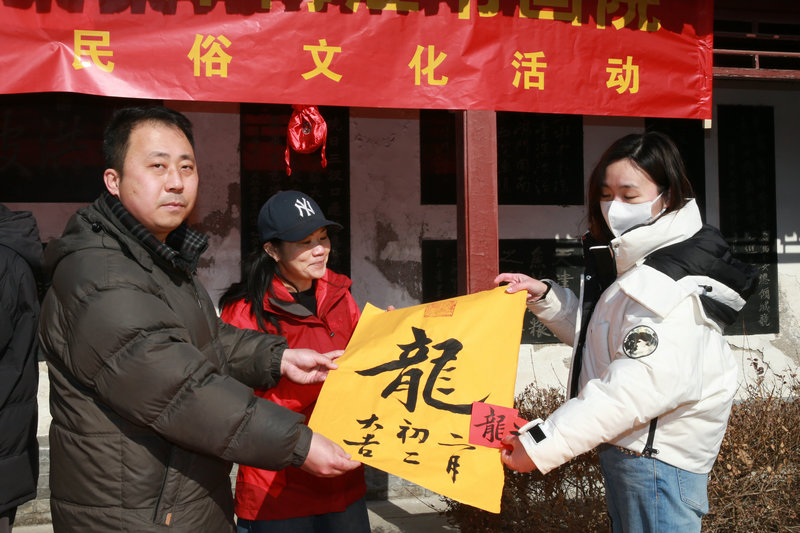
[{"left": 220, "top": 269, "right": 366, "bottom": 520}]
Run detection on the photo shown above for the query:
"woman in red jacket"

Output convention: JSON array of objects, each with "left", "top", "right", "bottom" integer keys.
[{"left": 219, "top": 190, "right": 368, "bottom": 533}]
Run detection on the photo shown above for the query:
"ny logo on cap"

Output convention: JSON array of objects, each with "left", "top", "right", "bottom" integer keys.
[{"left": 294, "top": 198, "right": 315, "bottom": 217}]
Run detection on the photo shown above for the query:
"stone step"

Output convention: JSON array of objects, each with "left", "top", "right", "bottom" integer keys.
[{"left": 15, "top": 496, "right": 453, "bottom": 533}]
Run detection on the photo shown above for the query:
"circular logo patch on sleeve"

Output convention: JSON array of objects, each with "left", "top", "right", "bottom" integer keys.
[{"left": 622, "top": 325, "right": 659, "bottom": 359}]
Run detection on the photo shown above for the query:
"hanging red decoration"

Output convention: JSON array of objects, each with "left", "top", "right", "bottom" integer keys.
[{"left": 285, "top": 104, "right": 327, "bottom": 176}]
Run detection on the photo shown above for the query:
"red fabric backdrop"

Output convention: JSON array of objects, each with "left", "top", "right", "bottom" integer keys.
[{"left": 0, "top": 0, "right": 713, "bottom": 118}]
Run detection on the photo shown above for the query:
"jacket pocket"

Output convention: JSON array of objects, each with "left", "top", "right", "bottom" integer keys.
[{"left": 153, "top": 446, "right": 188, "bottom": 527}]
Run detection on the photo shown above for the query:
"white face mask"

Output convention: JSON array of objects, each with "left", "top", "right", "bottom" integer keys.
[{"left": 600, "top": 193, "right": 664, "bottom": 237}]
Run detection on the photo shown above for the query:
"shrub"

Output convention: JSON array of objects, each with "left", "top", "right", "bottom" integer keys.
[
  {"left": 705, "top": 361, "right": 800, "bottom": 532},
  {"left": 444, "top": 366, "right": 800, "bottom": 532}
]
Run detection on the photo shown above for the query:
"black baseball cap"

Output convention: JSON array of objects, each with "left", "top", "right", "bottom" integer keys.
[{"left": 257, "top": 190, "right": 342, "bottom": 242}]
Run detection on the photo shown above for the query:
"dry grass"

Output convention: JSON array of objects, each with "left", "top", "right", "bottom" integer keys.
[{"left": 705, "top": 360, "right": 800, "bottom": 532}]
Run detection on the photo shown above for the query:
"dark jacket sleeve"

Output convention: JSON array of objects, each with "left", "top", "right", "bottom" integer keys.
[
  {"left": 214, "top": 318, "right": 286, "bottom": 388},
  {"left": 42, "top": 251, "right": 310, "bottom": 471}
]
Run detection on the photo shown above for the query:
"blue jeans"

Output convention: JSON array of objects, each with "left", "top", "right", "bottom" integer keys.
[
  {"left": 236, "top": 496, "right": 370, "bottom": 533},
  {"left": 598, "top": 444, "right": 709, "bottom": 533}
]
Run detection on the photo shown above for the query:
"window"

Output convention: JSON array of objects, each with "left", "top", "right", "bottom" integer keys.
[
  {"left": 0, "top": 92, "right": 154, "bottom": 202},
  {"left": 418, "top": 110, "right": 584, "bottom": 206}
]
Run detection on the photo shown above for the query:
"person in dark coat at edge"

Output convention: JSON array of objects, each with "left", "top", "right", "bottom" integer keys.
[
  {"left": 37, "top": 106, "right": 360, "bottom": 533},
  {"left": 0, "top": 203, "right": 42, "bottom": 533}
]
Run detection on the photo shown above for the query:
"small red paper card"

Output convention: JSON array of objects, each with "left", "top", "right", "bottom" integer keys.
[{"left": 469, "top": 402, "right": 529, "bottom": 448}]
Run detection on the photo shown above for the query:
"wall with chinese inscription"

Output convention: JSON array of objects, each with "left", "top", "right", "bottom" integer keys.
[{"left": 709, "top": 81, "right": 800, "bottom": 390}]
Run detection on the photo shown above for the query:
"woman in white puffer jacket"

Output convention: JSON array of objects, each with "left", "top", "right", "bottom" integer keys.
[{"left": 497, "top": 132, "right": 757, "bottom": 533}]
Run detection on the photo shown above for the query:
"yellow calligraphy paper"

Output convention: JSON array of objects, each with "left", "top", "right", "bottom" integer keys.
[{"left": 308, "top": 286, "right": 527, "bottom": 513}]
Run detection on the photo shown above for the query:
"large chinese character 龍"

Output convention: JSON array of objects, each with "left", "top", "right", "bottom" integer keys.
[{"left": 356, "top": 326, "right": 487, "bottom": 414}]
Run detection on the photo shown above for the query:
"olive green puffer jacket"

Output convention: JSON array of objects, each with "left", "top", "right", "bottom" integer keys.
[{"left": 39, "top": 195, "right": 312, "bottom": 532}]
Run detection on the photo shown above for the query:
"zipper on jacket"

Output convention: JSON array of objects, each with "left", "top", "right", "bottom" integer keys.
[
  {"left": 191, "top": 279, "right": 203, "bottom": 309},
  {"left": 153, "top": 447, "right": 174, "bottom": 525}
]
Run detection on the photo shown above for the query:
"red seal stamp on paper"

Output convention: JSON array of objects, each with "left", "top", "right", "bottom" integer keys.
[{"left": 424, "top": 300, "right": 457, "bottom": 317}]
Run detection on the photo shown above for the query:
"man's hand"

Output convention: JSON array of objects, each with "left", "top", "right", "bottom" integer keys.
[
  {"left": 281, "top": 348, "right": 343, "bottom": 385},
  {"left": 500, "top": 434, "right": 538, "bottom": 473},
  {"left": 300, "top": 433, "right": 362, "bottom": 477}
]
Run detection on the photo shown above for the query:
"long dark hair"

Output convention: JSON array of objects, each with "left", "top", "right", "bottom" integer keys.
[
  {"left": 218, "top": 239, "right": 289, "bottom": 334},
  {"left": 587, "top": 131, "right": 695, "bottom": 242}
]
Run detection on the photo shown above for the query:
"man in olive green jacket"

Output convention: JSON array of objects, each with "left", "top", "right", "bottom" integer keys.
[{"left": 38, "top": 107, "right": 360, "bottom": 532}]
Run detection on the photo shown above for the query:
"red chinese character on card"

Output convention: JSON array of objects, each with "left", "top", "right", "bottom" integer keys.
[{"left": 469, "top": 402, "right": 528, "bottom": 448}]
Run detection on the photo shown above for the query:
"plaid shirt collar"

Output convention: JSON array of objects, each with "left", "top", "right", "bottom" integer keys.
[{"left": 102, "top": 191, "right": 208, "bottom": 276}]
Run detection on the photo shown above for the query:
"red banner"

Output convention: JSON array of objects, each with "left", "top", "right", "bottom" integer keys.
[{"left": 0, "top": 0, "right": 713, "bottom": 118}]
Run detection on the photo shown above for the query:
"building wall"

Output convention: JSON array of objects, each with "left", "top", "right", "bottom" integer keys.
[
  {"left": 349, "top": 107, "right": 433, "bottom": 310},
  {"left": 9, "top": 82, "right": 800, "bottom": 524},
  {"left": 14, "top": 84, "right": 800, "bottom": 445}
]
